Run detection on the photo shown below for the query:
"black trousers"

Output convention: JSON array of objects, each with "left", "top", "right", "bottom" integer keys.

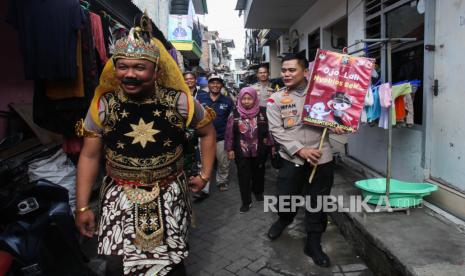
[
  {"left": 276, "top": 159, "right": 334, "bottom": 234},
  {"left": 236, "top": 157, "right": 265, "bottom": 205}
]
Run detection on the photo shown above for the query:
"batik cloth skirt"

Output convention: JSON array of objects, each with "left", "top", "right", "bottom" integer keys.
[{"left": 97, "top": 174, "right": 191, "bottom": 275}]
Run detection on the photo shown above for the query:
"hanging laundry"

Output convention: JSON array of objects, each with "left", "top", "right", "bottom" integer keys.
[
  {"left": 395, "top": 96, "right": 406, "bottom": 121},
  {"left": 89, "top": 12, "right": 108, "bottom": 65},
  {"left": 404, "top": 94, "right": 414, "bottom": 127},
  {"left": 45, "top": 7, "right": 98, "bottom": 102},
  {"left": 378, "top": 83, "right": 392, "bottom": 108},
  {"left": 378, "top": 83, "right": 392, "bottom": 129},
  {"left": 7, "top": 0, "right": 85, "bottom": 80},
  {"left": 391, "top": 82, "right": 412, "bottom": 126},
  {"left": 46, "top": 32, "right": 85, "bottom": 99},
  {"left": 361, "top": 86, "right": 374, "bottom": 123},
  {"left": 100, "top": 13, "right": 113, "bottom": 57},
  {"left": 34, "top": 7, "right": 98, "bottom": 137},
  {"left": 110, "top": 22, "right": 128, "bottom": 41},
  {"left": 366, "top": 85, "right": 381, "bottom": 123},
  {"left": 80, "top": 8, "right": 100, "bottom": 99}
]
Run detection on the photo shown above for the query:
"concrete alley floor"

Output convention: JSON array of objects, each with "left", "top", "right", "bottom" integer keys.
[{"left": 184, "top": 162, "right": 373, "bottom": 276}]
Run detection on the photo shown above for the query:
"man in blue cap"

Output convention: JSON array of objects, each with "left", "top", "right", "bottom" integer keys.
[{"left": 196, "top": 74, "right": 234, "bottom": 199}]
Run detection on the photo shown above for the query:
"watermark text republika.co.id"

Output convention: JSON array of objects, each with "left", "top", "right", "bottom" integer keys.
[{"left": 263, "top": 195, "right": 421, "bottom": 213}]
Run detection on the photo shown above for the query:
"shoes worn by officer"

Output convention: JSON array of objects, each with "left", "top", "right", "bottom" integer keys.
[
  {"left": 267, "top": 219, "right": 290, "bottom": 240},
  {"left": 239, "top": 203, "right": 252, "bottom": 213},
  {"left": 304, "top": 232, "right": 331, "bottom": 267},
  {"left": 254, "top": 193, "right": 264, "bottom": 202}
]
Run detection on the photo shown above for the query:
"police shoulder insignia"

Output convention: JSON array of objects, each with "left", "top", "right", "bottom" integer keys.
[{"left": 280, "top": 97, "right": 293, "bottom": 104}]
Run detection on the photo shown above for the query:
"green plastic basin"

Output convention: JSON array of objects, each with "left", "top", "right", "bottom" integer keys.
[{"left": 355, "top": 178, "right": 438, "bottom": 208}]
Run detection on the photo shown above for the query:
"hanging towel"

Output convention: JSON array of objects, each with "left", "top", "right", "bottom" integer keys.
[
  {"left": 391, "top": 83, "right": 412, "bottom": 125},
  {"left": 46, "top": 31, "right": 84, "bottom": 99},
  {"left": 378, "top": 83, "right": 392, "bottom": 108},
  {"left": 366, "top": 86, "right": 381, "bottom": 122},
  {"left": 395, "top": 96, "right": 406, "bottom": 121},
  {"left": 378, "top": 83, "right": 392, "bottom": 129},
  {"left": 89, "top": 12, "right": 108, "bottom": 65},
  {"left": 361, "top": 86, "right": 374, "bottom": 123},
  {"left": 404, "top": 93, "right": 414, "bottom": 126},
  {"left": 7, "top": 0, "right": 85, "bottom": 79}
]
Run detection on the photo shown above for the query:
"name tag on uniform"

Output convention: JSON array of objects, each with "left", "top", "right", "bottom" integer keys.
[{"left": 280, "top": 109, "right": 298, "bottom": 118}]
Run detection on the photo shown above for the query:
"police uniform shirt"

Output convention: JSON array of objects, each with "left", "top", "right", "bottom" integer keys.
[
  {"left": 266, "top": 85, "right": 332, "bottom": 166},
  {"left": 251, "top": 82, "right": 275, "bottom": 107}
]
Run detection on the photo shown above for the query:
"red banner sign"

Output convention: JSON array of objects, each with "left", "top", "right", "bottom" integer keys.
[{"left": 302, "top": 49, "right": 375, "bottom": 132}]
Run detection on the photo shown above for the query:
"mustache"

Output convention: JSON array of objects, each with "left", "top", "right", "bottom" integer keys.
[{"left": 121, "top": 77, "right": 143, "bottom": 86}]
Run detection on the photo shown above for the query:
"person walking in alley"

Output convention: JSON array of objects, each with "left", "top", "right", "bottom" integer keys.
[
  {"left": 266, "top": 53, "right": 345, "bottom": 267},
  {"left": 74, "top": 15, "right": 216, "bottom": 275},
  {"left": 182, "top": 71, "right": 205, "bottom": 180},
  {"left": 196, "top": 75, "right": 234, "bottom": 198},
  {"left": 224, "top": 87, "right": 273, "bottom": 213},
  {"left": 183, "top": 71, "right": 200, "bottom": 99},
  {"left": 250, "top": 64, "right": 276, "bottom": 107}
]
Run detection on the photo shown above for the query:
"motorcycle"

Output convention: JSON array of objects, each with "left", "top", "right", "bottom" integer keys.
[{"left": 0, "top": 164, "right": 95, "bottom": 275}]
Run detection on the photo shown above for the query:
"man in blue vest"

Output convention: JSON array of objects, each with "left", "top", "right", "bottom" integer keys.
[{"left": 196, "top": 75, "right": 234, "bottom": 199}]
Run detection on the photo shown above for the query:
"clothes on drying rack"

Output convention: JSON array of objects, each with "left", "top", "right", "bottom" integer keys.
[
  {"left": 378, "top": 83, "right": 392, "bottom": 129},
  {"left": 390, "top": 82, "right": 412, "bottom": 126},
  {"left": 404, "top": 93, "right": 414, "bottom": 126},
  {"left": 395, "top": 96, "right": 406, "bottom": 121},
  {"left": 361, "top": 86, "right": 374, "bottom": 123},
  {"left": 366, "top": 85, "right": 381, "bottom": 123},
  {"left": 362, "top": 79, "right": 420, "bottom": 129}
]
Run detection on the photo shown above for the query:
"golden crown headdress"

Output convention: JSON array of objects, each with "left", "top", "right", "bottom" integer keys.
[
  {"left": 110, "top": 12, "right": 160, "bottom": 63},
  {"left": 90, "top": 12, "right": 195, "bottom": 128}
]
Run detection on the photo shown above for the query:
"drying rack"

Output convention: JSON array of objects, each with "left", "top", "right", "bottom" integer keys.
[{"left": 346, "top": 38, "right": 417, "bottom": 216}]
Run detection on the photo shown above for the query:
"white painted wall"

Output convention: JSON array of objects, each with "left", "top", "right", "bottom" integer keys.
[
  {"left": 288, "top": 0, "right": 426, "bottom": 182},
  {"left": 131, "top": 0, "right": 170, "bottom": 37},
  {"left": 349, "top": 126, "right": 425, "bottom": 182},
  {"left": 430, "top": 0, "right": 465, "bottom": 191},
  {"left": 290, "top": 0, "right": 344, "bottom": 56},
  {"left": 347, "top": 0, "right": 365, "bottom": 55},
  {"left": 289, "top": 0, "right": 364, "bottom": 57}
]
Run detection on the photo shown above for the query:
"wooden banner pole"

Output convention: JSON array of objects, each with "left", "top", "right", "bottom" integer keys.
[{"left": 309, "top": 128, "right": 328, "bottom": 184}]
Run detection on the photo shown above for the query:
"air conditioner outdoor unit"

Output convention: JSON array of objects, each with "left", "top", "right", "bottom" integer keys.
[{"left": 277, "top": 34, "right": 290, "bottom": 57}]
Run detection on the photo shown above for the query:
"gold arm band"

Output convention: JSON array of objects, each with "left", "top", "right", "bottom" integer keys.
[
  {"left": 75, "top": 119, "right": 99, "bottom": 138},
  {"left": 195, "top": 107, "right": 216, "bottom": 129},
  {"left": 199, "top": 172, "right": 209, "bottom": 183},
  {"left": 75, "top": 206, "right": 91, "bottom": 214}
]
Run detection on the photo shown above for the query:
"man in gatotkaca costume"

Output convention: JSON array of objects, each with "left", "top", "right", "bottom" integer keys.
[{"left": 75, "top": 13, "right": 216, "bottom": 276}]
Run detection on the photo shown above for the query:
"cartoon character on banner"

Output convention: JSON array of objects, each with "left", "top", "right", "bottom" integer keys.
[
  {"left": 327, "top": 92, "right": 353, "bottom": 126},
  {"left": 305, "top": 102, "right": 331, "bottom": 120}
]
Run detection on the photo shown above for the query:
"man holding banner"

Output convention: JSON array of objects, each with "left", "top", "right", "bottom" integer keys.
[
  {"left": 265, "top": 53, "right": 343, "bottom": 268},
  {"left": 266, "top": 49, "right": 374, "bottom": 267}
]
